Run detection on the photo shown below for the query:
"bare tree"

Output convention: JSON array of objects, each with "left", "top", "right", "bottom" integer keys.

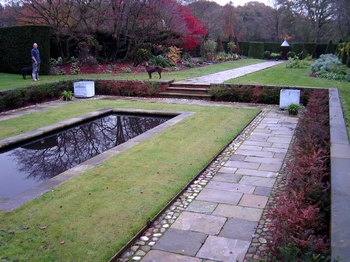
[
  {"left": 187, "top": 1, "right": 222, "bottom": 40},
  {"left": 273, "top": 0, "right": 335, "bottom": 42}
]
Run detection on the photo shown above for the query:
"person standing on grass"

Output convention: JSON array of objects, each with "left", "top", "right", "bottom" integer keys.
[{"left": 31, "top": 43, "right": 41, "bottom": 81}]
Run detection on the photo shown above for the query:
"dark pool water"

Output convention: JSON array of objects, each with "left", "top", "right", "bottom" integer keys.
[{"left": 0, "top": 113, "right": 170, "bottom": 198}]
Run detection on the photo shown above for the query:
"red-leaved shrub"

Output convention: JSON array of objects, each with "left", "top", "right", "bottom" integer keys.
[{"left": 266, "top": 90, "right": 330, "bottom": 260}]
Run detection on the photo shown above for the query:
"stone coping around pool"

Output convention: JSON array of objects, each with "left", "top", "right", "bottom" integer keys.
[
  {"left": 329, "top": 88, "right": 350, "bottom": 261},
  {"left": 0, "top": 108, "right": 195, "bottom": 212}
]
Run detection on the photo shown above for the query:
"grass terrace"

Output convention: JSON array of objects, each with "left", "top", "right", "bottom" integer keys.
[
  {"left": 0, "top": 59, "right": 264, "bottom": 90},
  {"left": 0, "top": 99, "right": 259, "bottom": 261}
]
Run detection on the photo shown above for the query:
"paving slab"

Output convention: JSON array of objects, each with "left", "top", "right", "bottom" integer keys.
[
  {"left": 195, "top": 188, "right": 242, "bottom": 205},
  {"left": 239, "top": 176, "right": 276, "bottom": 188},
  {"left": 267, "top": 136, "right": 293, "bottom": 143},
  {"left": 239, "top": 194, "right": 268, "bottom": 208},
  {"left": 244, "top": 156, "right": 283, "bottom": 164},
  {"left": 243, "top": 141, "right": 273, "bottom": 147},
  {"left": 219, "top": 218, "right": 258, "bottom": 240},
  {"left": 153, "top": 228, "right": 207, "bottom": 256},
  {"left": 213, "top": 204, "right": 263, "bottom": 221},
  {"left": 196, "top": 235, "right": 250, "bottom": 262},
  {"left": 228, "top": 154, "right": 246, "bottom": 161},
  {"left": 206, "top": 181, "right": 255, "bottom": 194},
  {"left": 258, "top": 162, "right": 283, "bottom": 172},
  {"left": 217, "top": 166, "right": 238, "bottom": 174},
  {"left": 225, "top": 160, "right": 260, "bottom": 169},
  {"left": 234, "top": 149, "right": 275, "bottom": 158},
  {"left": 254, "top": 186, "right": 273, "bottom": 196},
  {"left": 142, "top": 250, "right": 202, "bottom": 262},
  {"left": 235, "top": 168, "right": 278, "bottom": 178},
  {"left": 186, "top": 200, "right": 218, "bottom": 214},
  {"left": 238, "top": 145, "right": 263, "bottom": 151},
  {"left": 211, "top": 172, "right": 242, "bottom": 183},
  {"left": 171, "top": 211, "right": 226, "bottom": 235}
]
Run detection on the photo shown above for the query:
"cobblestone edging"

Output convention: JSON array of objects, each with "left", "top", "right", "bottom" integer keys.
[{"left": 116, "top": 105, "right": 273, "bottom": 261}]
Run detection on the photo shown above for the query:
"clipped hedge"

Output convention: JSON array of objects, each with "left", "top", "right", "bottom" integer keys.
[
  {"left": 0, "top": 80, "right": 74, "bottom": 112},
  {"left": 248, "top": 42, "right": 264, "bottom": 59},
  {"left": 0, "top": 80, "right": 164, "bottom": 112},
  {"left": 95, "top": 80, "right": 162, "bottom": 97},
  {"left": 238, "top": 42, "right": 250, "bottom": 56},
  {"left": 1, "top": 81, "right": 316, "bottom": 113},
  {"left": 263, "top": 42, "right": 281, "bottom": 53},
  {"left": 303, "top": 42, "right": 317, "bottom": 58},
  {"left": 291, "top": 43, "right": 304, "bottom": 57},
  {"left": 209, "top": 84, "right": 312, "bottom": 105},
  {"left": 0, "top": 25, "right": 50, "bottom": 75}
]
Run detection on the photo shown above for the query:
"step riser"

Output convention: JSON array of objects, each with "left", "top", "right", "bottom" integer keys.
[
  {"left": 164, "top": 83, "right": 212, "bottom": 100},
  {"left": 166, "top": 89, "right": 209, "bottom": 95},
  {"left": 159, "top": 94, "right": 212, "bottom": 101},
  {"left": 169, "top": 84, "right": 210, "bottom": 89}
]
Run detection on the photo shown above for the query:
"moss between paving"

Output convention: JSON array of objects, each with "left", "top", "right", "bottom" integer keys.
[{"left": 0, "top": 99, "right": 259, "bottom": 261}]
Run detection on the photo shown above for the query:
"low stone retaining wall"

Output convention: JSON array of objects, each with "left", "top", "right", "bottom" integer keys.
[{"left": 329, "top": 88, "right": 350, "bottom": 260}]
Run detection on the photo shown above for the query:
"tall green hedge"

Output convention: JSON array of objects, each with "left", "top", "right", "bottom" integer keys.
[
  {"left": 239, "top": 42, "right": 250, "bottom": 56},
  {"left": 263, "top": 42, "right": 281, "bottom": 53},
  {"left": 302, "top": 42, "right": 317, "bottom": 58},
  {"left": 291, "top": 43, "right": 304, "bottom": 57},
  {"left": 0, "top": 25, "right": 50, "bottom": 75},
  {"left": 315, "top": 43, "right": 328, "bottom": 58},
  {"left": 248, "top": 42, "right": 264, "bottom": 59}
]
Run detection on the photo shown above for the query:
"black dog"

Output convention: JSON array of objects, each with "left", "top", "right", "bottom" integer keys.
[{"left": 22, "top": 66, "right": 33, "bottom": 79}]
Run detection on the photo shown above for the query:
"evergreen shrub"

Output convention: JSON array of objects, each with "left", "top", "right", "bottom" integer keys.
[
  {"left": 0, "top": 80, "right": 73, "bottom": 112},
  {"left": 0, "top": 25, "right": 50, "bottom": 74},
  {"left": 263, "top": 42, "right": 281, "bottom": 53},
  {"left": 311, "top": 54, "right": 343, "bottom": 72},
  {"left": 303, "top": 42, "right": 317, "bottom": 58},
  {"left": 248, "top": 42, "right": 264, "bottom": 59},
  {"left": 291, "top": 43, "right": 304, "bottom": 57},
  {"left": 239, "top": 42, "right": 250, "bottom": 56}
]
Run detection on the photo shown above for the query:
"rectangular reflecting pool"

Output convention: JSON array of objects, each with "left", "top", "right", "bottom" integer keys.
[{"left": 0, "top": 113, "right": 171, "bottom": 198}]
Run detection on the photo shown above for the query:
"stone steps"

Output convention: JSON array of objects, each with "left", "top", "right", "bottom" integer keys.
[{"left": 159, "top": 83, "right": 212, "bottom": 100}]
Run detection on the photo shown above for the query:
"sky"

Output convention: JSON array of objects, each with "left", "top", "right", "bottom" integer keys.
[{"left": 214, "top": 0, "right": 274, "bottom": 7}]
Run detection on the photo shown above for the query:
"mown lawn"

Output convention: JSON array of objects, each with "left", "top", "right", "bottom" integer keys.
[
  {"left": 226, "top": 62, "right": 350, "bottom": 138},
  {"left": 0, "top": 99, "right": 259, "bottom": 261},
  {"left": 0, "top": 59, "right": 263, "bottom": 91}
]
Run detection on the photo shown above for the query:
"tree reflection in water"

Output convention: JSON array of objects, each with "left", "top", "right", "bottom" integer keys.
[{"left": 1, "top": 114, "right": 169, "bottom": 197}]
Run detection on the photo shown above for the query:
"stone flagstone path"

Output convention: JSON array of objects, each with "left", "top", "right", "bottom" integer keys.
[
  {"left": 173, "top": 60, "right": 284, "bottom": 85},
  {"left": 118, "top": 105, "right": 298, "bottom": 262}
]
